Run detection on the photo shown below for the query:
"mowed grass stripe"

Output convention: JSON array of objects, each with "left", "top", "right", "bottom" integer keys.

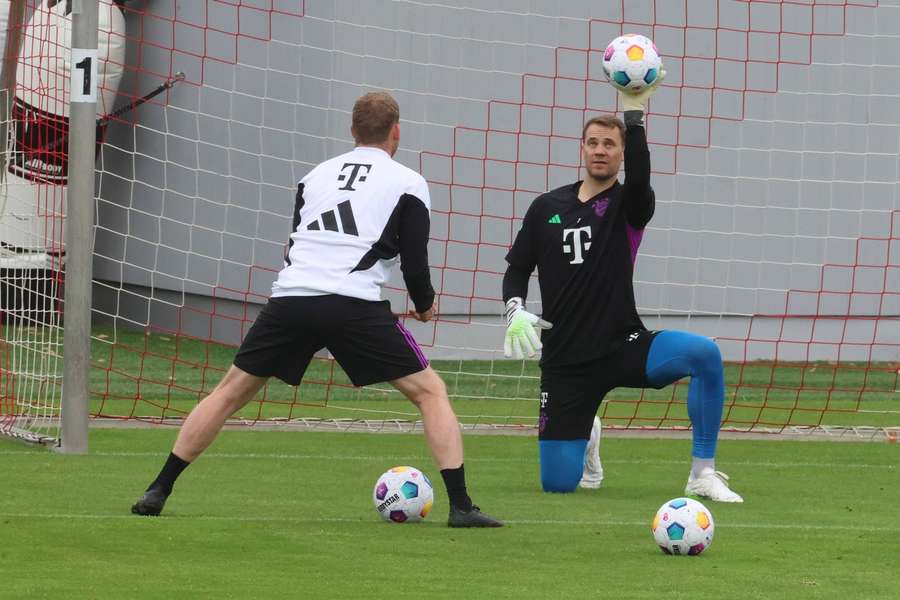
[
  {"left": 1, "top": 448, "right": 894, "bottom": 470},
  {"left": 4, "top": 512, "right": 899, "bottom": 533}
]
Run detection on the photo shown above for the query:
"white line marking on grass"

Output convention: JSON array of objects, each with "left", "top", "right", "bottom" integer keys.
[
  {"left": 1, "top": 449, "right": 895, "bottom": 470},
  {"left": 506, "top": 519, "right": 900, "bottom": 533},
  {"left": 2, "top": 512, "right": 898, "bottom": 533}
]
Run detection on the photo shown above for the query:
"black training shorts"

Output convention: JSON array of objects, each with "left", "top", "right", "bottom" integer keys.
[
  {"left": 538, "top": 329, "right": 662, "bottom": 440},
  {"left": 233, "top": 295, "right": 429, "bottom": 387}
]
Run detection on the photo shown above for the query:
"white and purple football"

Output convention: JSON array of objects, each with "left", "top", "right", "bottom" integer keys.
[
  {"left": 602, "top": 33, "right": 662, "bottom": 92},
  {"left": 373, "top": 466, "right": 434, "bottom": 523}
]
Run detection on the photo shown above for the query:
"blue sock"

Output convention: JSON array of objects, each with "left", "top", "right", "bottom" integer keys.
[
  {"left": 539, "top": 439, "right": 587, "bottom": 493},
  {"left": 645, "top": 331, "right": 724, "bottom": 459}
]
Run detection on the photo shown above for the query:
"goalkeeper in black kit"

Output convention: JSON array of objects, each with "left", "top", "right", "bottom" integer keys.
[{"left": 502, "top": 73, "right": 743, "bottom": 503}]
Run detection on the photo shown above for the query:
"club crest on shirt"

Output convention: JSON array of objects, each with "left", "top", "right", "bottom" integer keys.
[
  {"left": 538, "top": 410, "right": 549, "bottom": 434},
  {"left": 593, "top": 198, "right": 609, "bottom": 218}
]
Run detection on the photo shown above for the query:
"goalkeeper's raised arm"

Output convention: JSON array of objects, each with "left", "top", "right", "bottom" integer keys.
[{"left": 620, "top": 74, "right": 660, "bottom": 230}]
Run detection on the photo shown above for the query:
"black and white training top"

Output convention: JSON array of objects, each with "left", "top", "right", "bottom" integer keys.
[{"left": 271, "top": 146, "right": 436, "bottom": 313}]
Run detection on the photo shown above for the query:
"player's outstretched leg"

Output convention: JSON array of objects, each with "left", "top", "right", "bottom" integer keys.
[
  {"left": 646, "top": 331, "right": 743, "bottom": 503},
  {"left": 131, "top": 366, "right": 268, "bottom": 516},
  {"left": 579, "top": 416, "right": 604, "bottom": 489},
  {"left": 391, "top": 367, "right": 503, "bottom": 527}
]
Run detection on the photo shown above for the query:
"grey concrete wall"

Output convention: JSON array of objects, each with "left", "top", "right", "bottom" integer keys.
[{"left": 92, "top": 0, "right": 899, "bottom": 361}]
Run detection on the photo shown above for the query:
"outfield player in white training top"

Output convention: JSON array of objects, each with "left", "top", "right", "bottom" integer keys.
[
  {"left": 132, "top": 92, "right": 503, "bottom": 527},
  {"left": 502, "top": 73, "right": 743, "bottom": 503}
]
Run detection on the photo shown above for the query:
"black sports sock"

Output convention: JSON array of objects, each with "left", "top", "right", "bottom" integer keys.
[
  {"left": 440, "top": 464, "right": 473, "bottom": 511},
  {"left": 147, "top": 452, "right": 191, "bottom": 495}
]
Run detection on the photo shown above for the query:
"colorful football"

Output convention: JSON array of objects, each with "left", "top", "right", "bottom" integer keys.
[
  {"left": 651, "top": 497, "right": 715, "bottom": 555},
  {"left": 602, "top": 33, "right": 662, "bottom": 92},
  {"left": 373, "top": 466, "right": 434, "bottom": 523}
]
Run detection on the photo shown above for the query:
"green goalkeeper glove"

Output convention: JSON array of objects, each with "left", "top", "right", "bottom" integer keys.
[
  {"left": 504, "top": 297, "right": 552, "bottom": 359},
  {"left": 619, "top": 69, "right": 666, "bottom": 112}
]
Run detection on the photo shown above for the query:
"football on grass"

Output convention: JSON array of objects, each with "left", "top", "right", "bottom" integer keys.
[
  {"left": 651, "top": 497, "right": 715, "bottom": 555},
  {"left": 373, "top": 466, "right": 434, "bottom": 523},
  {"left": 602, "top": 33, "right": 662, "bottom": 92}
]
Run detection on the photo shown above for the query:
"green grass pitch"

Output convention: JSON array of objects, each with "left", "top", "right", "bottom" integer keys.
[{"left": 2, "top": 429, "right": 898, "bottom": 599}]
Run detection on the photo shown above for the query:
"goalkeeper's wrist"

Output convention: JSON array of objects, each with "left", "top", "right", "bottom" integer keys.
[
  {"left": 624, "top": 109, "right": 645, "bottom": 127},
  {"left": 505, "top": 297, "right": 525, "bottom": 326}
]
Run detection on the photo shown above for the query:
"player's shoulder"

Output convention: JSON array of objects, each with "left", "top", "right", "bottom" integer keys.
[
  {"left": 393, "top": 160, "right": 426, "bottom": 187},
  {"left": 348, "top": 147, "right": 424, "bottom": 188},
  {"left": 301, "top": 150, "right": 353, "bottom": 183},
  {"left": 543, "top": 183, "right": 578, "bottom": 201},
  {"left": 526, "top": 183, "right": 576, "bottom": 215},
  {"left": 381, "top": 158, "right": 429, "bottom": 203}
]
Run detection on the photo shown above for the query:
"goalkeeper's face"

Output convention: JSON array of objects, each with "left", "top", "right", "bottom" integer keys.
[{"left": 581, "top": 125, "right": 623, "bottom": 183}]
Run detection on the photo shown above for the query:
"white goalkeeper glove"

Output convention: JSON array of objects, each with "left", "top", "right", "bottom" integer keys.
[
  {"left": 503, "top": 297, "right": 552, "bottom": 359},
  {"left": 619, "top": 69, "right": 666, "bottom": 112}
]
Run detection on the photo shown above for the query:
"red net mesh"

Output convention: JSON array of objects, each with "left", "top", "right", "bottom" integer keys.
[{"left": 1, "top": 0, "right": 895, "bottom": 438}]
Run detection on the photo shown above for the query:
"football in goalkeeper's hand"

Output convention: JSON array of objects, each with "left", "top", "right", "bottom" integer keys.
[{"left": 602, "top": 33, "right": 662, "bottom": 93}]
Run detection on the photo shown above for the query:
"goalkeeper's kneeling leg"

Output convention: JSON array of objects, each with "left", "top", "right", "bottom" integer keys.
[{"left": 539, "top": 439, "right": 587, "bottom": 492}]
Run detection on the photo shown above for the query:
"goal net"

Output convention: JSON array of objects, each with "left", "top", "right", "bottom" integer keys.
[{"left": 1, "top": 0, "right": 897, "bottom": 444}]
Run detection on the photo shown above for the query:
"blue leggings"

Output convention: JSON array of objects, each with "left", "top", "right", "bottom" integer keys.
[{"left": 540, "top": 330, "right": 724, "bottom": 492}]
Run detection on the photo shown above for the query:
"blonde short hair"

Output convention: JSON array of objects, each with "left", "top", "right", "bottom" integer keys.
[{"left": 352, "top": 92, "right": 400, "bottom": 144}]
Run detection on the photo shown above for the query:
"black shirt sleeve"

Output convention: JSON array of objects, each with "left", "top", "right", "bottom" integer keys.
[
  {"left": 397, "top": 193, "right": 435, "bottom": 313},
  {"left": 502, "top": 263, "right": 531, "bottom": 304},
  {"left": 505, "top": 200, "right": 540, "bottom": 271},
  {"left": 622, "top": 110, "right": 655, "bottom": 229},
  {"left": 503, "top": 200, "right": 540, "bottom": 303}
]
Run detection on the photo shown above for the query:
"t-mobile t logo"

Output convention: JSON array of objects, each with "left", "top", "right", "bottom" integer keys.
[
  {"left": 337, "top": 162, "right": 372, "bottom": 191},
  {"left": 562, "top": 226, "right": 592, "bottom": 264}
]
